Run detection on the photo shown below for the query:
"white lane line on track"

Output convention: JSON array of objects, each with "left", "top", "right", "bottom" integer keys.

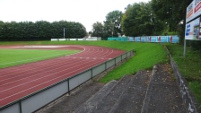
[
  {"left": 0, "top": 59, "right": 105, "bottom": 102},
  {"left": 0, "top": 58, "right": 78, "bottom": 80},
  {"left": 0, "top": 52, "right": 90, "bottom": 80},
  {"left": 0, "top": 45, "right": 123, "bottom": 104},
  {"left": 0, "top": 46, "right": 116, "bottom": 85},
  {"left": 0, "top": 46, "right": 90, "bottom": 83},
  {"left": 0, "top": 45, "right": 85, "bottom": 70},
  {"left": 0, "top": 53, "right": 76, "bottom": 66},
  {"left": 0, "top": 59, "right": 87, "bottom": 85},
  {"left": 0, "top": 58, "right": 103, "bottom": 93},
  {"left": 0, "top": 45, "right": 86, "bottom": 76},
  {"left": 0, "top": 47, "right": 99, "bottom": 77},
  {"left": 0, "top": 59, "right": 103, "bottom": 93},
  {"left": 0, "top": 46, "right": 112, "bottom": 86}
]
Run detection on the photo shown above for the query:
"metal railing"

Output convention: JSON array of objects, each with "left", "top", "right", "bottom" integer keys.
[{"left": 0, "top": 50, "right": 134, "bottom": 113}]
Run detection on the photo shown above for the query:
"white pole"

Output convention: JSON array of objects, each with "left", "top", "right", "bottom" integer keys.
[{"left": 63, "top": 28, "right": 65, "bottom": 38}]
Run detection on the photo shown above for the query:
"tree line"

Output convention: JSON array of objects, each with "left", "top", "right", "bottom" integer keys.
[
  {"left": 0, "top": 0, "right": 194, "bottom": 43},
  {"left": 0, "top": 20, "right": 87, "bottom": 41},
  {"left": 92, "top": 0, "right": 192, "bottom": 43}
]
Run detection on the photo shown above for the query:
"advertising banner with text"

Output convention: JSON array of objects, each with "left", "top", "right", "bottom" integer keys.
[
  {"left": 185, "top": 0, "right": 201, "bottom": 40},
  {"left": 186, "top": 0, "right": 201, "bottom": 23},
  {"left": 185, "top": 16, "right": 201, "bottom": 40}
]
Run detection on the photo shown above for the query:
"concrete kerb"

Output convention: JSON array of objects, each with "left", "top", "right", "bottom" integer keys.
[
  {"left": 141, "top": 65, "right": 157, "bottom": 113},
  {"left": 165, "top": 45, "right": 198, "bottom": 113},
  {"left": 74, "top": 80, "right": 118, "bottom": 113}
]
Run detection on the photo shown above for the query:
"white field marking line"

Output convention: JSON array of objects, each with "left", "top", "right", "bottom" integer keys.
[
  {"left": 1, "top": 46, "right": 118, "bottom": 87},
  {"left": 91, "top": 47, "right": 110, "bottom": 58},
  {"left": 0, "top": 52, "right": 88, "bottom": 84},
  {"left": 0, "top": 56, "right": 89, "bottom": 82},
  {"left": 0, "top": 59, "right": 105, "bottom": 102},
  {"left": 23, "top": 45, "right": 68, "bottom": 48},
  {"left": 0, "top": 58, "right": 86, "bottom": 84},
  {"left": 0, "top": 46, "right": 106, "bottom": 86},
  {"left": 95, "top": 47, "right": 113, "bottom": 58},
  {"left": 0, "top": 52, "right": 83, "bottom": 77},
  {"left": 84, "top": 46, "right": 105, "bottom": 58},
  {"left": 0, "top": 52, "right": 64, "bottom": 65},
  {"left": 0, "top": 50, "right": 80, "bottom": 66},
  {"left": 0, "top": 46, "right": 107, "bottom": 91},
  {"left": 0, "top": 57, "right": 79, "bottom": 81},
  {"left": 93, "top": 48, "right": 112, "bottom": 57},
  {"left": 0, "top": 47, "right": 87, "bottom": 80},
  {"left": 0, "top": 45, "right": 85, "bottom": 76},
  {"left": 89, "top": 47, "right": 115, "bottom": 60},
  {"left": 1, "top": 47, "right": 88, "bottom": 82},
  {"left": 0, "top": 47, "right": 89, "bottom": 85},
  {"left": 100, "top": 48, "right": 111, "bottom": 58},
  {"left": 104, "top": 48, "right": 117, "bottom": 59},
  {"left": 0, "top": 58, "right": 74, "bottom": 80},
  {"left": 0, "top": 47, "right": 121, "bottom": 103},
  {"left": 0, "top": 45, "right": 85, "bottom": 70},
  {"left": 0, "top": 58, "right": 102, "bottom": 93}
]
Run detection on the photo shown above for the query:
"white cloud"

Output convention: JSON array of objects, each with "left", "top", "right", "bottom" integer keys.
[{"left": 0, "top": 0, "right": 150, "bottom": 32}]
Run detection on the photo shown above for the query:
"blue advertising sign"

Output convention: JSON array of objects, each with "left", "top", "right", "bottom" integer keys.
[
  {"left": 185, "top": 17, "right": 201, "bottom": 40},
  {"left": 185, "top": 0, "right": 201, "bottom": 40}
]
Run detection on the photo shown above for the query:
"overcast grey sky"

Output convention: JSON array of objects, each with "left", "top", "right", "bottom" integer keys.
[{"left": 0, "top": 0, "right": 150, "bottom": 32}]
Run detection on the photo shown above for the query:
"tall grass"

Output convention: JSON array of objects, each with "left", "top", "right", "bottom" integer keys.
[{"left": 167, "top": 44, "right": 201, "bottom": 111}]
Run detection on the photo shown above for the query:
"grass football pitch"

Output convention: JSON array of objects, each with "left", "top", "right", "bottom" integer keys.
[{"left": 0, "top": 49, "right": 79, "bottom": 68}]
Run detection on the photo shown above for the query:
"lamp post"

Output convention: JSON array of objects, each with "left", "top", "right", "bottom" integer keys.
[{"left": 63, "top": 28, "right": 65, "bottom": 38}]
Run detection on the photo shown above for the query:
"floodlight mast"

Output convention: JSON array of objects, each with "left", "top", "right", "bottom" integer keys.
[{"left": 63, "top": 28, "right": 65, "bottom": 38}]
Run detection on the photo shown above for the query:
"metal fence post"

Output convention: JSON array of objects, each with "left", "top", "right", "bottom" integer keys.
[
  {"left": 19, "top": 100, "right": 22, "bottom": 113},
  {"left": 67, "top": 79, "right": 70, "bottom": 95},
  {"left": 91, "top": 68, "right": 93, "bottom": 79},
  {"left": 115, "top": 57, "right": 117, "bottom": 66}
]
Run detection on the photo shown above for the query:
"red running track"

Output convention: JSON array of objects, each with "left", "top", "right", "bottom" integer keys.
[{"left": 0, "top": 45, "right": 125, "bottom": 108}]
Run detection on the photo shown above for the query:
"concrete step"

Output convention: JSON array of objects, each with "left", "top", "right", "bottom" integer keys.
[
  {"left": 141, "top": 65, "right": 187, "bottom": 113},
  {"left": 74, "top": 75, "right": 133, "bottom": 113},
  {"left": 74, "top": 64, "right": 187, "bottom": 113},
  {"left": 110, "top": 70, "right": 151, "bottom": 113}
]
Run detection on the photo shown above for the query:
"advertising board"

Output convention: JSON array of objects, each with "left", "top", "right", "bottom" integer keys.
[
  {"left": 186, "top": 0, "right": 201, "bottom": 23},
  {"left": 184, "top": 0, "right": 201, "bottom": 57},
  {"left": 185, "top": 0, "right": 201, "bottom": 40},
  {"left": 185, "top": 16, "right": 201, "bottom": 40}
]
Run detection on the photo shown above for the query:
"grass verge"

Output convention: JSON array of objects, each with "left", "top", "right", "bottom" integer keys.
[
  {"left": 167, "top": 44, "right": 201, "bottom": 111},
  {"left": 0, "top": 49, "right": 79, "bottom": 68}
]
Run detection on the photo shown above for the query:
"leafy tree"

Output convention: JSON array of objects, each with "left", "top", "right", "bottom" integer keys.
[
  {"left": 0, "top": 21, "right": 4, "bottom": 38},
  {"left": 91, "top": 10, "right": 123, "bottom": 40},
  {"left": 0, "top": 20, "right": 87, "bottom": 41},
  {"left": 151, "top": 0, "right": 192, "bottom": 43},
  {"left": 35, "top": 21, "right": 52, "bottom": 39},
  {"left": 151, "top": 0, "right": 192, "bottom": 31},
  {"left": 91, "top": 22, "right": 105, "bottom": 37},
  {"left": 104, "top": 10, "right": 123, "bottom": 37},
  {"left": 121, "top": 2, "right": 161, "bottom": 36}
]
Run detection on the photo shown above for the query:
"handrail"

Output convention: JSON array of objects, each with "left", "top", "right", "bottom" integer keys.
[{"left": 0, "top": 50, "right": 134, "bottom": 113}]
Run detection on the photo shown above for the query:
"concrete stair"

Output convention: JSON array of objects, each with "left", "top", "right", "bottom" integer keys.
[{"left": 74, "top": 65, "right": 187, "bottom": 113}]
